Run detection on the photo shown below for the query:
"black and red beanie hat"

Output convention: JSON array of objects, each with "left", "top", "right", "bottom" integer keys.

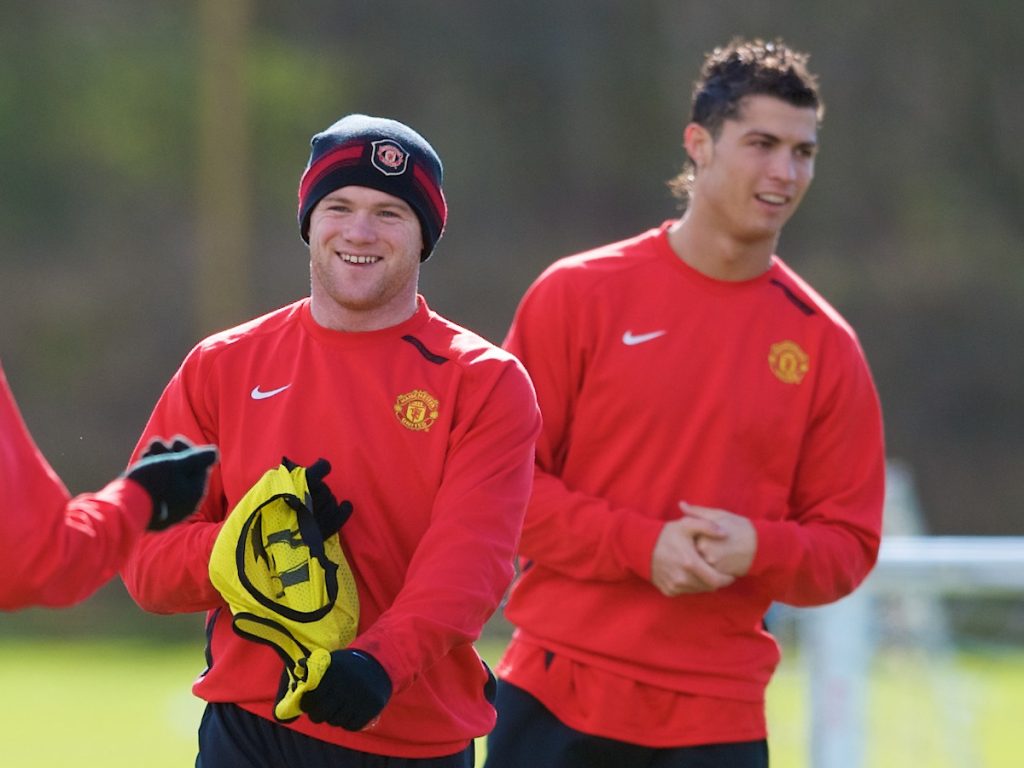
[{"left": 297, "top": 114, "right": 447, "bottom": 261}]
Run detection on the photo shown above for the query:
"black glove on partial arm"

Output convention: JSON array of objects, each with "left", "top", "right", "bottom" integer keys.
[
  {"left": 299, "top": 649, "right": 393, "bottom": 730},
  {"left": 281, "top": 456, "right": 353, "bottom": 538},
  {"left": 124, "top": 437, "right": 218, "bottom": 531}
]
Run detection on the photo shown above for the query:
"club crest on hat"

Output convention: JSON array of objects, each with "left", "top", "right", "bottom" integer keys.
[{"left": 371, "top": 139, "right": 409, "bottom": 176}]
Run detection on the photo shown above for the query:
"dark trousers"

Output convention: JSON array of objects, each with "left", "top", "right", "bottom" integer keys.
[
  {"left": 196, "top": 702, "right": 475, "bottom": 768},
  {"left": 484, "top": 682, "right": 768, "bottom": 768}
]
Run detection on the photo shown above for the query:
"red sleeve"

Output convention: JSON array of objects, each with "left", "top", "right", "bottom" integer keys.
[
  {"left": 749, "top": 331, "right": 885, "bottom": 605},
  {"left": 351, "top": 358, "right": 541, "bottom": 692},
  {"left": 0, "top": 364, "right": 151, "bottom": 610},
  {"left": 503, "top": 274, "right": 663, "bottom": 584},
  {"left": 120, "top": 347, "right": 227, "bottom": 614}
]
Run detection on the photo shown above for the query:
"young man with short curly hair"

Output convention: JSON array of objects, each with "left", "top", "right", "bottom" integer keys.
[{"left": 486, "top": 38, "right": 885, "bottom": 768}]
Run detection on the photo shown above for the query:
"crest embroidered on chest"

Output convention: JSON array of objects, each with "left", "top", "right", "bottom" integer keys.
[
  {"left": 768, "top": 340, "right": 810, "bottom": 384},
  {"left": 394, "top": 389, "right": 440, "bottom": 431}
]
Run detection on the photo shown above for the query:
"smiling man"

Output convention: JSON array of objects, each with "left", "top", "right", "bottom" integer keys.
[
  {"left": 121, "top": 114, "right": 540, "bottom": 768},
  {"left": 485, "top": 39, "right": 886, "bottom": 767}
]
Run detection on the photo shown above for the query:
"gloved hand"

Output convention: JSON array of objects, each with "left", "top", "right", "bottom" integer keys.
[
  {"left": 124, "top": 437, "right": 218, "bottom": 531},
  {"left": 299, "top": 649, "right": 392, "bottom": 730},
  {"left": 281, "top": 457, "right": 352, "bottom": 538}
]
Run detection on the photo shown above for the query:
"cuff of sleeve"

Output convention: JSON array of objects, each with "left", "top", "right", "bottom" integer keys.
[
  {"left": 348, "top": 633, "right": 404, "bottom": 692},
  {"left": 97, "top": 477, "right": 153, "bottom": 532},
  {"left": 612, "top": 513, "right": 666, "bottom": 582},
  {"left": 748, "top": 518, "right": 798, "bottom": 578}
]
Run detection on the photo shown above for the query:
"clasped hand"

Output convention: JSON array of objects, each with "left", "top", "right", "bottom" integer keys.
[{"left": 650, "top": 502, "right": 757, "bottom": 597}]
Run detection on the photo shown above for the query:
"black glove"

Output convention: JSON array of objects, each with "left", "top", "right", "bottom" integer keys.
[
  {"left": 281, "top": 457, "right": 353, "bottom": 538},
  {"left": 124, "top": 437, "right": 218, "bottom": 531},
  {"left": 299, "top": 649, "right": 392, "bottom": 730}
]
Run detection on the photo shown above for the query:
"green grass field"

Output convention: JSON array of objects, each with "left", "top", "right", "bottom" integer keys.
[{"left": 1, "top": 635, "right": 1022, "bottom": 766}]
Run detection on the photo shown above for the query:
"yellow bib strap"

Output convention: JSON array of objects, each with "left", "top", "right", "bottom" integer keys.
[{"left": 231, "top": 612, "right": 332, "bottom": 722}]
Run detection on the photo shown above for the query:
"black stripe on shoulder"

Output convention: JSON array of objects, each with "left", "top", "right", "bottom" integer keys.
[
  {"left": 770, "top": 279, "right": 816, "bottom": 316},
  {"left": 401, "top": 334, "right": 449, "bottom": 365}
]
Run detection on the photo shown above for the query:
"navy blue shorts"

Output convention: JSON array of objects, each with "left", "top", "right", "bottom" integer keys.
[
  {"left": 483, "top": 682, "right": 769, "bottom": 768},
  {"left": 196, "top": 702, "right": 475, "bottom": 768}
]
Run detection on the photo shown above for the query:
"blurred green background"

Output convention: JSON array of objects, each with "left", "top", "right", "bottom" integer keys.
[
  {"left": 1, "top": 639, "right": 206, "bottom": 765},
  {"left": 3, "top": 636, "right": 1022, "bottom": 766},
  {"left": 1, "top": 0, "right": 1022, "bottom": 764}
]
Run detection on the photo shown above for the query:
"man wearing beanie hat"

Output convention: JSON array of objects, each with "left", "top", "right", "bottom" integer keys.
[
  {"left": 122, "top": 114, "right": 540, "bottom": 767},
  {"left": 298, "top": 114, "right": 447, "bottom": 262}
]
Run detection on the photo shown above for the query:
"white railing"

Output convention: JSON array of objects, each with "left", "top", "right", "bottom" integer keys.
[{"left": 801, "top": 535, "right": 1024, "bottom": 768}]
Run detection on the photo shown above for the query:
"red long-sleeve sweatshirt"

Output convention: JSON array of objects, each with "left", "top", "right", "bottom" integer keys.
[
  {"left": 121, "top": 297, "right": 540, "bottom": 758},
  {"left": 498, "top": 223, "right": 885, "bottom": 743},
  {"left": 1, "top": 362, "right": 150, "bottom": 610}
]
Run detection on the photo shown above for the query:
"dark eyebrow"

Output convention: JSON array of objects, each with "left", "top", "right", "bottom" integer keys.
[
  {"left": 745, "top": 130, "right": 818, "bottom": 151},
  {"left": 322, "top": 191, "right": 413, "bottom": 213},
  {"left": 744, "top": 130, "right": 780, "bottom": 142}
]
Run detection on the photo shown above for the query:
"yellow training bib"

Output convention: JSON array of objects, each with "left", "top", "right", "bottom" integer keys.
[{"left": 209, "top": 463, "right": 359, "bottom": 721}]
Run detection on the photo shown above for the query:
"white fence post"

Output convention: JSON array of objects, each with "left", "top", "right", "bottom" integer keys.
[
  {"left": 800, "top": 536, "right": 1024, "bottom": 768},
  {"left": 804, "top": 588, "right": 872, "bottom": 768}
]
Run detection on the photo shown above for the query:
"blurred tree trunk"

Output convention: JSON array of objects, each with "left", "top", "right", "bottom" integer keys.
[{"left": 196, "top": 0, "right": 252, "bottom": 335}]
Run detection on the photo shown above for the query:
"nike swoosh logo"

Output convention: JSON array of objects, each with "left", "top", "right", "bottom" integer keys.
[
  {"left": 250, "top": 384, "right": 291, "bottom": 400},
  {"left": 622, "top": 330, "right": 667, "bottom": 346}
]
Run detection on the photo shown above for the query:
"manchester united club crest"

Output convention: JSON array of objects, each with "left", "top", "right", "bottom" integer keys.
[
  {"left": 768, "top": 340, "right": 810, "bottom": 384},
  {"left": 394, "top": 389, "right": 440, "bottom": 431},
  {"left": 371, "top": 139, "right": 409, "bottom": 176}
]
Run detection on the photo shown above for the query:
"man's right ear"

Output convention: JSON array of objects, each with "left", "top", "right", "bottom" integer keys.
[{"left": 683, "top": 123, "right": 712, "bottom": 169}]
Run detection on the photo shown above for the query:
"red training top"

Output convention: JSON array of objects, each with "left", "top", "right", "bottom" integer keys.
[
  {"left": 121, "top": 297, "right": 540, "bottom": 758},
  {"left": 498, "top": 223, "right": 885, "bottom": 746},
  {"left": 1, "top": 361, "right": 150, "bottom": 610}
]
